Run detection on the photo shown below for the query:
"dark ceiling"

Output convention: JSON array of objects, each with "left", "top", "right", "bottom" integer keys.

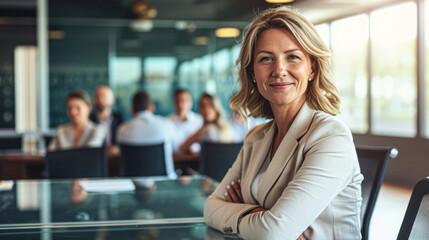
[
  {"left": 0, "top": 0, "right": 407, "bottom": 62},
  {"left": 45, "top": 0, "right": 274, "bottom": 62}
]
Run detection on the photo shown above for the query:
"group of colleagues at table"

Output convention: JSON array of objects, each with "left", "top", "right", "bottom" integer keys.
[
  {"left": 47, "top": 84, "right": 262, "bottom": 176},
  {"left": 46, "top": 6, "right": 365, "bottom": 240}
]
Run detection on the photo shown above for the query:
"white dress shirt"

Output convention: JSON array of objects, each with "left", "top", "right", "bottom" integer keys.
[
  {"left": 168, "top": 111, "right": 203, "bottom": 152},
  {"left": 117, "top": 110, "right": 177, "bottom": 178}
]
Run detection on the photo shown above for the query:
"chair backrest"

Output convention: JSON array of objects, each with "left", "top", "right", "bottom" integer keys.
[
  {"left": 397, "top": 177, "right": 429, "bottom": 240},
  {"left": 199, "top": 141, "right": 243, "bottom": 182},
  {"left": 356, "top": 145, "right": 398, "bottom": 240},
  {"left": 119, "top": 143, "right": 166, "bottom": 177},
  {"left": 43, "top": 135, "right": 54, "bottom": 148},
  {"left": 0, "top": 136, "right": 22, "bottom": 150},
  {"left": 45, "top": 147, "right": 107, "bottom": 179}
]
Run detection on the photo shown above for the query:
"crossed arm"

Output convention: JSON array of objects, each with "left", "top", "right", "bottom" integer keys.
[
  {"left": 224, "top": 180, "right": 306, "bottom": 240},
  {"left": 204, "top": 128, "right": 357, "bottom": 240}
]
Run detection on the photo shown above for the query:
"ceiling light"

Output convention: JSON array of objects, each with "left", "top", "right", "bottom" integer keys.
[
  {"left": 193, "top": 36, "right": 209, "bottom": 45},
  {"left": 49, "top": 31, "right": 65, "bottom": 39},
  {"left": 130, "top": 20, "right": 153, "bottom": 32},
  {"left": 131, "top": 0, "right": 157, "bottom": 19},
  {"left": 187, "top": 23, "right": 197, "bottom": 33},
  {"left": 175, "top": 21, "right": 188, "bottom": 30},
  {"left": 215, "top": 28, "right": 240, "bottom": 38},
  {"left": 265, "top": 0, "right": 295, "bottom": 3}
]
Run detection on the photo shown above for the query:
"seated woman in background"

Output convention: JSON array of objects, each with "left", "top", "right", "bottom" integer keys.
[
  {"left": 179, "top": 93, "right": 235, "bottom": 154},
  {"left": 204, "top": 6, "right": 363, "bottom": 240},
  {"left": 48, "top": 90, "right": 106, "bottom": 151},
  {"left": 230, "top": 109, "right": 266, "bottom": 142}
]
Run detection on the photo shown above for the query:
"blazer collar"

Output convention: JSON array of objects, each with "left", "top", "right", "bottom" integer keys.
[
  {"left": 77, "top": 121, "right": 95, "bottom": 146},
  {"left": 244, "top": 102, "right": 315, "bottom": 205}
]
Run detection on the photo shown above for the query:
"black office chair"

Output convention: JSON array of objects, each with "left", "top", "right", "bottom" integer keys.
[
  {"left": 356, "top": 145, "right": 398, "bottom": 240},
  {"left": 0, "top": 136, "right": 22, "bottom": 150},
  {"left": 199, "top": 141, "right": 243, "bottom": 182},
  {"left": 43, "top": 135, "right": 54, "bottom": 148},
  {"left": 119, "top": 143, "right": 166, "bottom": 177},
  {"left": 397, "top": 177, "right": 429, "bottom": 240},
  {"left": 45, "top": 147, "right": 107, "bottom": 179}
]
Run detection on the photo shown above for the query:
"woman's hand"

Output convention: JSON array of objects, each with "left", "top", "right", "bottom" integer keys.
[
  {"left": 297, "top": 234, "right": 307, "bottom": 240},
  {"left": 224, "top": 180, "right": 243, "bottom": 203},
  {"left": 179, "top": 128, "right": 203, "bottom": 154}
]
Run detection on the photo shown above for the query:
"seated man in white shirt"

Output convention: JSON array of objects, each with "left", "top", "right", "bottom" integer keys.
[
  {"left": 117, "top": 91, "right": 177, "bottom": 178},
  {"left": 167, "top": 89, "right": 203, "bottom": 152}
]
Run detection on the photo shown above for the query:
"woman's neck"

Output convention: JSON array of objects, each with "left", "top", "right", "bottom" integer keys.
[
  {"left": 73, "top": 120, "right": 88, "bottom": 130},
  {"left": 272, "top": 99, "right": 305, "bottom": 141}
]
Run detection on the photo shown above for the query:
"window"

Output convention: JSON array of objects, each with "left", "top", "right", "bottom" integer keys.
[
  {"left": 425, "top": 0, "right": 429, "bottom": 137},
  {"left": 331, "top": 14, "right": 369, "bottom": 133},
  {"left": 144, "top": 57, "right": 177, "bottom": 115},
  {"left": 370, "top": 2, "right": 417, "bottom": 137},
  {"left": 315, "top": 23, "right": 330, "bottom": 48}
]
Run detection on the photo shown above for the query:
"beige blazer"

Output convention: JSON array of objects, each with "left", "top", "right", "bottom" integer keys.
[
  {"left": 49, "top": 121, "right": 106, "bottom": 150},
  {"left": 204, "top": 103, "right": 363, "bottom": 240}
]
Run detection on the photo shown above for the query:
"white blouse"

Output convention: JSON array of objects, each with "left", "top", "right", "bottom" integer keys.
[{"left": 251, "top": 146, "right": 272, "bottom": 203}]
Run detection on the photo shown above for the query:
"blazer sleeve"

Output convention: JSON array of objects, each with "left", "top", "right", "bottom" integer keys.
[
  {"left": 238, "top": 120, "right": 357, "bottom": 240},
  {"left": 204, "top": 147, "right": 259, "bottom": 234}
]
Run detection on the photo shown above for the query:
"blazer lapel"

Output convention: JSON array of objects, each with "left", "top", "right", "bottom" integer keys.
[
  {"left": 258, "top": 103, "right": 315, "bottom": 206},
  {"left": 242, "top": 121, "right": 276, "bottom": 204},
  {"left": 78, "top": 122, "right": 92, "bottom": 146}
]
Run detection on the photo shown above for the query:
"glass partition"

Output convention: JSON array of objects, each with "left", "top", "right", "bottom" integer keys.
[
  {"left": 47, "top": 1, "right": 250, "bottom": 127},
  {"left": 331, "top": 14, "right": 369, "bottom": 133},
  {"left": 425, "top": 0, "right": 429, "bottom": 137},
  {"left": 370, "top": 2, "right": 417, "bottom": 137}
]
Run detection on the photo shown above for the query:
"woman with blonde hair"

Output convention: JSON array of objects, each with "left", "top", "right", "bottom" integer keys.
[
  {"left": 179, "top": 93, "right": 235, "bottom": 154},
  {"left": 204, "top": 6, "right": 363, "bottom": 240}
]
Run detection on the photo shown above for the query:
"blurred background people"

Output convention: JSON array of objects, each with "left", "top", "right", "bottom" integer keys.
[
  {"left": 168, "top": 89, "right": 203, "bottom": 153},
  {"left": 48, "top": 90, "right": 106, "bottom": 151},
  {"left": 179, "top": 93, "right": 234, "bottom": 154},
  {"left": 90, "top": 85, "right": 124, "bottom": 153},
  {"left": 117, "top": 90, "right": 177, "bottom": 178},
  {"left": 230, "top": 109, "right": 266, "bottom": 142}
]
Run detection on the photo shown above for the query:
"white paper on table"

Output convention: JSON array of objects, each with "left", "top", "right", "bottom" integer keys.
[{"left": 79, "top": 179, "right": 136, "bottom": 193}]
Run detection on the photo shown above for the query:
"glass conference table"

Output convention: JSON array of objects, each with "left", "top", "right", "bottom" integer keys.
[{"left": 0, "top": 176, "right": 242, "bottom": 240}]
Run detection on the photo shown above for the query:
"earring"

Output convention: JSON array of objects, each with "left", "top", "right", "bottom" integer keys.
[
  {"left": 308, "top": 78, "right": 312, "bottom": 81},
  {"left": 252, "top": 79, "right": 256, "bottom": 83}
]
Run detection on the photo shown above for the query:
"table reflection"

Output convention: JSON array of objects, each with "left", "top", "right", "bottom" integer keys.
[
  {"left": 0, "top": 176, "right": 217, "bottom": 229},
  {"left": 0, "top": 223, "right": 242, "bottom": 240}
]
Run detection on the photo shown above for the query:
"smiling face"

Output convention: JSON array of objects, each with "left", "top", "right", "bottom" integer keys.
[
  {"left": 199, "top": 96, "right": 218, "bottom": 124},
  {"left": 175, "top": 91, "right": 192, "bottom": 116},
  {"left": 253, "top": 28, "right": 314, "bottom": 113}
]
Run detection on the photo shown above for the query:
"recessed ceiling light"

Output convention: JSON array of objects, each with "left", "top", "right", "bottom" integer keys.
[
  {"left": 193, "top": 36, "right": 209, "bottom": 45},
  {"left": 49, "top": 31, "right": 65, "bottom": 39},
  {"left": 265, "top": 0, "right": 295, "bottom": 3},
  {"left": 215, "top": 28, "right": 240, "bottom": 38},
  {"left": 130, "top": 20, "right": 153, "bottom": 32}
]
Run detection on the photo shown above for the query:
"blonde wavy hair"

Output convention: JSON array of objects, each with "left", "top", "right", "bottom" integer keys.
[
  {"left": 199, "top": 93, "right": 234, "bottom": 142},
  {"left": 230, "top": 6, "right": 340, "bottom": 119}
]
